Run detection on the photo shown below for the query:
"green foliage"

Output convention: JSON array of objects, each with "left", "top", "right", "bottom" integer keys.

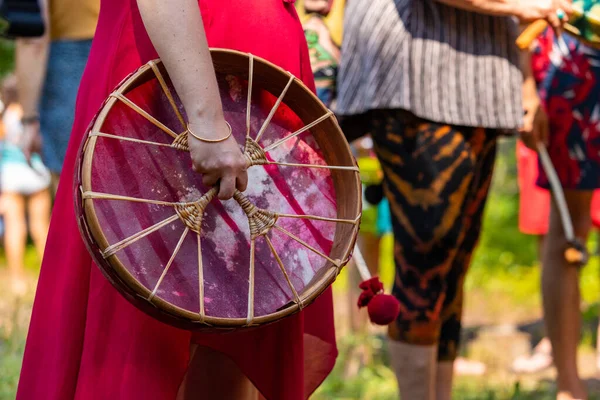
[
  {"left": 581, "top": 255, "right": 600, "bottom": 305},
  {"left": 0, "top": 39, "right": 15, "bottom": 78},
  {"left": 471, "top": 138, "right": 539, "bottom": 273}
]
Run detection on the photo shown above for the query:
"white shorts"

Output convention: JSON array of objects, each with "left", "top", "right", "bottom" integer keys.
[{"left": 1, "top": 161, "right": 51, "bottom": 196}]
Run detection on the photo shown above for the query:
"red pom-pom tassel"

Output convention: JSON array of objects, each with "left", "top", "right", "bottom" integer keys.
[
  {"left": 357, "top": 277, "right": 400, "bottom": 325},
  {"left": 367, "top": 293, "right": 400, "bottom": 325}
]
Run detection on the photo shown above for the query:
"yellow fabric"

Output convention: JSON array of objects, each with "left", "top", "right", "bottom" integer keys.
[
  {"left": 357, "top": 156, "right": 383, "bottom": 185},
  {"left": 49, "top": 0, "right": 100, "bottom": 41},
  {"left": 295, "top": 0, "right": 345, "bottom": 46}
]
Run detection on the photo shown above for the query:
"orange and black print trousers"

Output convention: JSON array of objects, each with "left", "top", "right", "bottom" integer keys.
[{"left": 363, "top": 109, "right": 498, "bottom": 361}]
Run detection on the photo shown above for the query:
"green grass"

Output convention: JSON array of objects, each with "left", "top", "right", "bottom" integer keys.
[
  {"left": 313, "top": 334, "right": 399, "bottom": 400},
  {"left": 452, "top": 380, "right": 600, "bottom": 400},
  {"left": 0, "top": 329, "right": 25, "bottom": 399},
  {"left": 314, "top": 333, "right": 600, "bottom": 399},
  {"left": 0, "top": 292, "right": 27, "bottom": 400}
]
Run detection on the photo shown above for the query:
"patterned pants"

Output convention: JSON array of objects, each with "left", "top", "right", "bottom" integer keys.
[{"left": 364, "top": 110, "right": 497, "bottom": 361}]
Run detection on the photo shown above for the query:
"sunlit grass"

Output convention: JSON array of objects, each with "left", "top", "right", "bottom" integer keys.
[{"left": 314, "top": 334, "right": 600, "bottom": 399}]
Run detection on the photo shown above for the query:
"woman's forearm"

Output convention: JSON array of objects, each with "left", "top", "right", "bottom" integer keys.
[
  {"left": 15, "top": 0, "right": 49, "bottom": 119},
  {"left": 15, "top": 37, "right": 49, "bottom": 118},
  {"left": 520, "top": 49, "right": 539, "bottom": 108},
  {"left": 435, "top": 0, "right": 517, "bottom": 16},
  {"left": 136, "top": 0, "right": 224, "bottom": 136}
]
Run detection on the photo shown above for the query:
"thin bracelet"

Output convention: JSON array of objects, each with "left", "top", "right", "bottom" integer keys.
[{"left": 187, "top": 121, "right": 232, "bottom": 143}]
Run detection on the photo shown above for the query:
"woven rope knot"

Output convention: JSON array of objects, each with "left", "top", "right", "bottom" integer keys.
[
  {"left": 233, "top": 191, "right": 277, "bottom": 239},
  {"left": 175, "top": 188, "right": 217, "bottom": 233},
  {"left": 175, "top": 203, "right": 203, "bottom": 233},
  {"left": 244, "top": 137, "right": 267, "bottom": 166},
  {"left": 172, "top": 132, "right": 189, "bottom": 151}
]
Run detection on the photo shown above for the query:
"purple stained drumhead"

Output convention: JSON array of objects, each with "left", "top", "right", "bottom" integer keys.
[{"left": 76, "top": 49, "right": 361, "bottom": 331}]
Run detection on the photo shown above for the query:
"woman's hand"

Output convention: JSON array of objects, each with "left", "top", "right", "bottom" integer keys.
[
  {"left": 520, "top": 101, "right": 549, "bottom": 150},
  {"left": 512, "top": 0, "right": 573, "bottom": 29},
  {"left": 520, "top": 79, "right": 549, "bottom": 150},
  {"left": 187, "top": 119, "right": 248, "bottom": 200},
  {"left": 519, "top": 45, "right": 549, "bottom": 150}
]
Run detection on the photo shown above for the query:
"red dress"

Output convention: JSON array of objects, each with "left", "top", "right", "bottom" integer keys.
[{"left": 16, "top": 1, "right": 337, "bottom": 399}]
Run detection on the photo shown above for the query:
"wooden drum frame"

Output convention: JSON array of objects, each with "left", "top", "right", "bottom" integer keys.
[{"left": 75, "top": 49, "right": 362, "bottom": 331}]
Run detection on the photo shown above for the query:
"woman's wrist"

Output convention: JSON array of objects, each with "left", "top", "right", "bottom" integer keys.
[
  {"left": 503, "top": 0, "right": 521, "bottom": 17},
  {"left": 482, "top": 0, "right": 520, "bottom": 17},
  {"left": 522, "top": 90, "right": 541, "bottom": 116},
  {"left": 187, "top": 115, "right": 231, "bottom": 142},
  {"left": 438, "top": 0, "right": 519, "bottom": 16},
  {"left": 522, "top": 74, "right": 540, "bottom": 107},
  {"left": 187, "top": 120, "right": 232, "bottom": 143}
]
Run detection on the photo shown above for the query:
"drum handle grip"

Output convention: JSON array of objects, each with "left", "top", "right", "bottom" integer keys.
[
  {"left": 537, "top": 143, "right": 575, "bottom": 241},
  {"left": 516, "top": 20, "right": 549, "bottom": 50},
  {"left": 352, "top": 245, "right": 372, "bottom": 282}
]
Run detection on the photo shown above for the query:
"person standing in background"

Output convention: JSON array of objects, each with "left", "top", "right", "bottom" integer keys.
[
  {"left": 16, "top": 0, "right": 99, "bottom": 193},
  {"left": 514, "top": 139, "right": 600, "bottom": 377},
  {"left": 520, "top": 22, "right": 600, "bottom": 399},
  {"left": 296, "top": 0, "right": 344, "bottom": 107},
  {"left": 336, "top": 1, "right": 572, "bottom": 399},
  {"left": 0, "top": 75, "right": 51, "bottom": 295}
]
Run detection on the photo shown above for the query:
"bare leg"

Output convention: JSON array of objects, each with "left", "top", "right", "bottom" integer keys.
[
  {"left": 388, "top": 340, "right": 437, "bottom": 400},
  {"left": 435, "top": 361, "right": 453, "bottom": 400},
  {"left": 177, "top": 345, "right": 258, "bottom": 400},
  {"left": 50, "top": 173, "right": 60, "bottom": 196},
  {"left": 27, "top": 189, "right": 51, "bottom": 259},
  {"left": 3, "top": 193, "right": 26, "bottom": 274},
  {"left": 542, "top": 190, "right": 590, "bottom": 400},
  {"left": 538, "top": 234, "right": 546, "bottom": 260}
]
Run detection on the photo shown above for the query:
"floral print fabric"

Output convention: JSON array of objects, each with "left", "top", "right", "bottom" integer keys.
[{"left": 532, "top": 29, "right": 600, "bottom": 190}]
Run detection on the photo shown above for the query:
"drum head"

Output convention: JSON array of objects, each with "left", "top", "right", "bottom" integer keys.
[{"left": 75, "top": 49, "right": 361, "bottom": 330}]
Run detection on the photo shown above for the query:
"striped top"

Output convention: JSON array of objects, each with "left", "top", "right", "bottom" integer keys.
[{"left": 336, "top": 0, "right": 523, "bottom": 130}]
